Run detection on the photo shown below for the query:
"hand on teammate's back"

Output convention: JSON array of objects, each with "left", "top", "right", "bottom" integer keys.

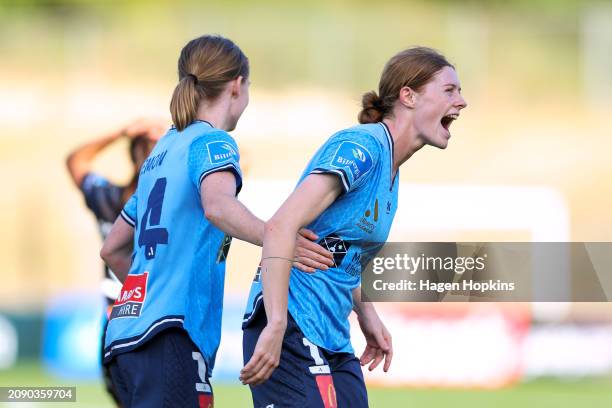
[{"left": 292, "top": 228, "right": 334, "bottom": 273}]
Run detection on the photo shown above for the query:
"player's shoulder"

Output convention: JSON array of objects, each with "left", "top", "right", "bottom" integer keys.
[
  {"left": 332, "top": 123, "right": 384, "bottom": 144},
  {"left": 326, "top": 123, "right": 385, "bottom": 160},
  {"left": 188, "top": 126, "right": 240, "bottom": 171},
  {"left": 190, "top": 127, "right": 237, "bottom": 150}
]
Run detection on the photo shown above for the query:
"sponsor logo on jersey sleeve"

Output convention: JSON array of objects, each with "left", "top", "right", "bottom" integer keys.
[
  {"left": 329, "top": 141, "right": 373, "bottom": 185},
  {"left": 207, "top": 141, "right": 238, "bottom": 164},
  {"left": 110, "top": 272, "right": 148, "bottom": 319}
]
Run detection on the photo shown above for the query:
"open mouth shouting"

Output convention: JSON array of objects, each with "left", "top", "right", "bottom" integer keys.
[{"left": 440, "top": 113, "right": 459, "bottom": 138}]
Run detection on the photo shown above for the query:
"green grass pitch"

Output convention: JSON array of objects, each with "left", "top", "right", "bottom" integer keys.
[{"left": 1, "top": 361, "right": 611, "bottom": 407}]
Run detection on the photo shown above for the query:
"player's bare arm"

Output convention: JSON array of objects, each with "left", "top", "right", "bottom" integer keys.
[
  {"left": 352, "top": 287, "right": 393, "bottom": 372},
  {"left": 240, "top": 173, "right": 342, "bottom": 385},
  {"left": 100, "top": 217, "right": 134, "bottom": 283},
  {"left": 201, "top": 170, "right": 334, "bottom": 272},
  {"left": 65, "top": 119, "right": 163, "bottom": 188}
]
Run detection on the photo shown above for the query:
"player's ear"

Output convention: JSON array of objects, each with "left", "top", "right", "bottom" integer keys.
[
  {"left": 231, "top": 76, "right": 244, "bottom": 98},
  {"left": 398, "top": 86, "right": 417, "bottom": 109}
]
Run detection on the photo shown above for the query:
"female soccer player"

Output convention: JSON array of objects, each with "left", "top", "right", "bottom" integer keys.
[
  {"left": 99, "top": 35, "right": 333, "bottom": 407},
  {"left": 66, "top": 118, "right": 164, "bottom": 405},
  {"left": 241, "top": 47, "right": 468, "bottom": 407}
]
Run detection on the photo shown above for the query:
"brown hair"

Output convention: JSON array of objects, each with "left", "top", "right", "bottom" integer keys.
[
  {"left": 170, "top": 35, "right": 249, "bottom": 131},
  {"left": 358, "top": 47, "right": 453, "bottom": 124}
]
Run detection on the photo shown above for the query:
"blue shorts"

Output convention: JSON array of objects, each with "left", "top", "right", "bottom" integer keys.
[
  {"left": 243, "top": 305, "right": 368, "bottom": 408},
  {"left": 106, "top": 328, "right": 214, "bottom": 408}
]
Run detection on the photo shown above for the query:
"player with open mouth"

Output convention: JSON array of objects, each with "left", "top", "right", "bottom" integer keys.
[{"left": 241, "top": 46, "right": 467, "bottom": 407}]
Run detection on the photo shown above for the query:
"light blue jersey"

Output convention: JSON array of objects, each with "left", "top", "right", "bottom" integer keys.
[
  {"left": 243, "top": 122, "right": 398, "bottom": 353},
  {"left": 104, "top": 120, "right": 241, "bottom": 375}
]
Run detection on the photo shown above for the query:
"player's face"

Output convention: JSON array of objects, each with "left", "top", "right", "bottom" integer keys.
[
  {"left": 413, "top": 66, "right": 467, "bottom": 149},
  {"left": 227, "top": 77, "right": 250, "bottom": 131}
]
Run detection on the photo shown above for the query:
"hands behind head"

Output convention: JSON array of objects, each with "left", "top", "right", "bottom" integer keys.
[{"left": 122, "top": 118, "right": 167, "bottom": 141}]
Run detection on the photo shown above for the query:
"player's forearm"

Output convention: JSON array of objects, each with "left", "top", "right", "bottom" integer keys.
[
  {"left": 66, "top": 129, "right": 124, "bottom": 186},
  {"left": 352, "top": 286, "right": 376, "bottom": 317},
  {"left": 67, "top": 129, "right": 123, "bottom": 163},
  {"left": 100, "top": 246, "right": 132, "bottom": 283},
  {"left": 104, "top": 254, "right": 132, "bottom": 283},
  {"left": 204, "top": 193, "right": 264, "bottom": 246},
  {"left": 260, "top": 218, "right": 296, "bottom": 328},
  {"left": 100, "top": 217, "right": 134, "bottom": 283}
]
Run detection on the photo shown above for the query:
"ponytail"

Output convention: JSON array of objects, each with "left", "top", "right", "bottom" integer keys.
[
  {"left": 169, "top": 35, "right": 249, "bottom": 131},
  {"left": 358, "top": 91, "right": 385, "bottom": 124},
  {"left": 170, "top": 75, "right": 202, "bottom": 131}
]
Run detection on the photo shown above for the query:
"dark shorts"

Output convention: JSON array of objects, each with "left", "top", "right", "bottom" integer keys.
[
  {"left": 101, "top": 317, "right": 122, "bottom": 407},
  {"left": 243, "top": 306, "right": 368, "bottom": 408},
  {"left": 106, "top": 328, "right": 214, "bottom": 408}
]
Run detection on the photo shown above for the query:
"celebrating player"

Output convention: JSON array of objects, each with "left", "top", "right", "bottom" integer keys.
[
  {"left": 241, "top": 47, "right": 468, "bottom": 407},
  {"left": 99, "top": 35, "right": 333, "bottom": 408},
  {"left": 66, "top": 117, "right": 164, "bottom": 405}
]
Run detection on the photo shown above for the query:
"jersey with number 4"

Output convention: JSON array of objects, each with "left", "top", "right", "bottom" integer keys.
[
  {"left": 103, "top": 120, "right": 242, "bottom": 375},
  {"left": 243, "top": 122, "right": 398, "bottom": 353}
]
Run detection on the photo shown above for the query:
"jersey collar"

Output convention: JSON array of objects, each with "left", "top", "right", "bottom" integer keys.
[
  {"left": 379, "top": 122, "right": 397, "bottom": 191},
  {"left": 169, "top": 120, "right": 214, "bottom": 131}
]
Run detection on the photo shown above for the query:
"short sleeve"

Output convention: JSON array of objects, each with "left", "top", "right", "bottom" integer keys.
[
  {"left": 80, "top": 172, "right": 124, "bottom": 223},
  {"left": 309, "top": 131, "right": 380, "bottom": 193},
  {"left": 188, "top": 131, "right": 243, "bottom": 195},
  {"left": 120, "top": 194, "right": 137, "bottom": 228}
]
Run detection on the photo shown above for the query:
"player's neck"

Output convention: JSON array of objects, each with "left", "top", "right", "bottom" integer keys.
[
  {"left": 382, "top": 117, "right": 424, "bottom": 174},
  {"left": 196, "top": 97, "right": 232, "bottom": 131}
]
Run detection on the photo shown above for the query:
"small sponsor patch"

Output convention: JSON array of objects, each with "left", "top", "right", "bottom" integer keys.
[
  {"left": 309, "top": 365, "right": 331, "bottom": 374},
  {"left": 207, "top": 141, "right": 238, "bottom": 164},
  {"left": 253, "top": 265, "right": 262, "bottom": 282},
  {"left": 215, "top": 234, "right": 232, "bottom": 263},
  {"left": 110, "top": 273, "right": 148, "bottom": 319},
  {"left": 198, "top": 393, "right": 213, "bottom": 408},
  {"left": 330, "top": 141, "right": 373, "bottom": 185},
  {"left": 314, "top": 375, "right": 337, "bottom": 408},
  {"left": 345, "top": 252, "right": 362, "bottom": 277}
]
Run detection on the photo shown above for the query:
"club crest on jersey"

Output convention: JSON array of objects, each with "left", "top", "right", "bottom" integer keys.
[
  {"left": 318, "top": 235, "right": 352, "bottom": 267},
  {"left": 330, "top": 141, "right": 373, "bottom": 185},
  {"left": 110, "top": 272, "right": 148, "bottom": 319},
  {"left": 207, "top": 141, "right": 238, "bottom": 164}
]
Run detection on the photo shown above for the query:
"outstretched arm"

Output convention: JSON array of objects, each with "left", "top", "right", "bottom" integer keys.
[
  {"left": 240, "top": 173, "right": 343, "bottom": 385},
  {"left": 201, "top": 171, "right": 335, "bottom": 271}
]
